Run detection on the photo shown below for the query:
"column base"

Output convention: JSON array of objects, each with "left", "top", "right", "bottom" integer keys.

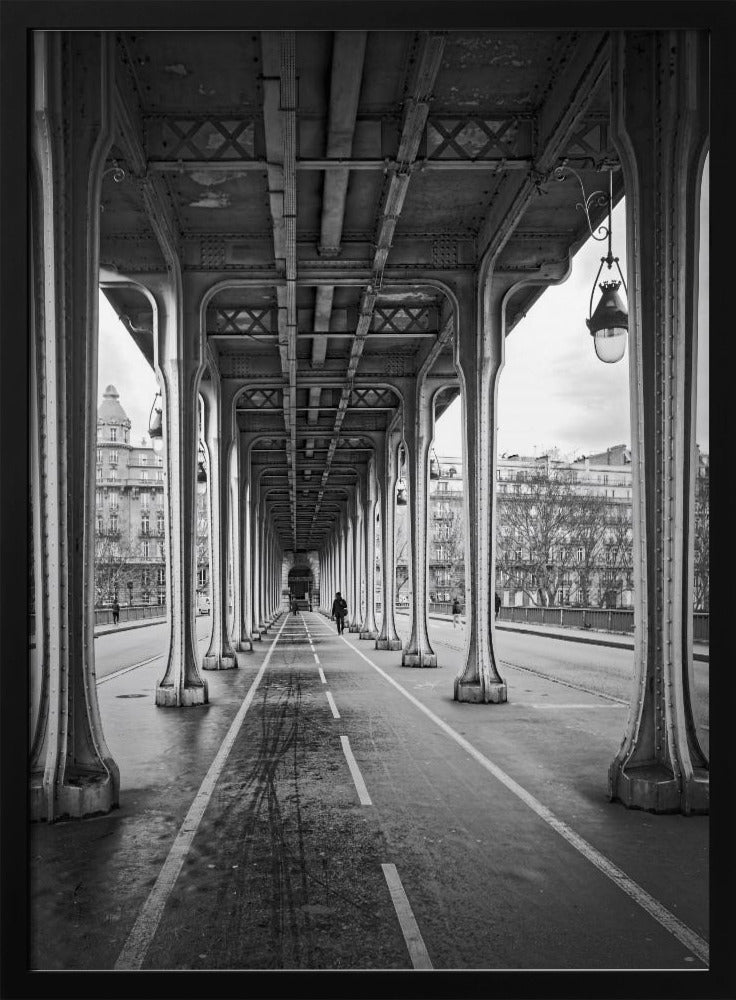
[
  {"left": 348, "top": 624, "right": 361, "bottom": 633},
  {"left": 31, "top": 772, "right": 118, "bottom": 823},
  {"left": 402, "top": 651, "right": 438, "bottom": 667},
  {"left": 454, "top": 679, "right": 507, "bottom": 704},
  {"left": 375, "top": 638, "right": 403, "bottom": 651},
  {"left": 202, "top": 653, "right": 237, "bottom": 671},
  {"left": 609, "top": 762, "right": 709, "bottom": 814},
  {"left": 251, "top": 630, "right": 262, "bottom": 641},
  {"left": 237, "top": 638, "right": 253, "bottom": 652},
  {"left": 155, "top": 682, "right": 209, "bottom": 707},
  {"left": 359, "top": 630, "right": 378, "bottom": 640}
]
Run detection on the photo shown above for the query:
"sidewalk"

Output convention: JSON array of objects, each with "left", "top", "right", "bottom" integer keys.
[{"left": 405, "top": 611, "right": 710, "bottom": 663}]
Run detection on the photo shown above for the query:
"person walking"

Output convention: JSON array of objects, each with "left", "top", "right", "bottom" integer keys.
[
  {"left": 291, "top": 595, "right": 299, "bottom": 615},
  {"left": 331, "top": 591, "right": 348, "bottom": 635},
  {"left": 112, "top": 598, "right": 120, "bottom": 626},
  {"left": 451, "top": 596, "right": 462, "bottom": 629},
  {"left": 495, "top": 592, "right": 501, "bottom": 618}
]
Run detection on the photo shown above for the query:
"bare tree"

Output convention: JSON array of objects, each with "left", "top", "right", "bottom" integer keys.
[
  {"left": 694, "top": 465, "right": 709, "bottom": 611},
  {"left": 597, "top": 503, "right": 633, "bottom": 607},
  {"left": 94, "top": 532, "right": 135, "bottom": 605},
  {"left": 495, "top": 469, "right": 579, "bottom": 606}
]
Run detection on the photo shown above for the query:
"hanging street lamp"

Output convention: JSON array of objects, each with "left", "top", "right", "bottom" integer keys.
[
  {"left": 554, "top": 166, "right": 628, "bottom": 364},
  {"left": 148, "top": 391, "right": 164, "bottom": 452}
]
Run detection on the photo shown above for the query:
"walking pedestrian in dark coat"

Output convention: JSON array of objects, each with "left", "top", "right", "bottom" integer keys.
[
  {"left": 331, "top": 592, "right": 348, "bottom": 634},
  {"left": 112, "top": 599, "right": 120, "bottom": 625},
  {"left": 495, "top": 592, "right": 501, "bottom": 618}
]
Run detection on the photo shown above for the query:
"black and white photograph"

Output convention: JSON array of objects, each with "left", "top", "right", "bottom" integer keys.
[{"left": 1, "top": 1, "right": 733, "bottom": 997}]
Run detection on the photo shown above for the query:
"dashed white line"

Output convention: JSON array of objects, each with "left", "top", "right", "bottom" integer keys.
[
  {"left": 325, "top": 691, "right": 340, "bottom": 719},
  {"left": 381, "top": 864, "right": 433, "bottom": 969},
  {"left": 114, "top": 614, "right": 290, "bottom": 971},
  {"left": 312, "top": 651, "right": 320, "bottom": 664},
  {"left": 342, "top": 635, "right": 709, "bottom": 966},
  {"left": 339, "top": 735, "right": 372, "bottom": 806},
  {"left": 318, "top": 667, "right": 326, "bottom": 684}
]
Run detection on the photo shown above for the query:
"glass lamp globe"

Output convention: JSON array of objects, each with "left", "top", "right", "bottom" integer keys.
[{"left": 587, "top": 280, "right": 628, "bottom": 364}]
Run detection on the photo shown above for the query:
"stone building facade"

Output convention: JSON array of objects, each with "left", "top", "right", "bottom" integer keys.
[{"left": 95, "top": 385, "right": 167, "bottom": 605}]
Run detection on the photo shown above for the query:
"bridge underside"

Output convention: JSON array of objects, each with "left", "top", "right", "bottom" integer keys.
[{"left": 28, "top": 23, "right": 709, "bottom": 822}]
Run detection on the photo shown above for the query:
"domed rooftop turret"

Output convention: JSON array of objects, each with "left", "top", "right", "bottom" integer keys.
[{"left": 97, "top": 384, "right": 131, "bottom": 429}]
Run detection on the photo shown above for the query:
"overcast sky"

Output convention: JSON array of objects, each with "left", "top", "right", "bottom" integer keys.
[
  {"left": 98, "top": 160, "right": 709, "bottom": 459},
  {"left": 435, "top": 159, "right": 709, "bottom": 458}
]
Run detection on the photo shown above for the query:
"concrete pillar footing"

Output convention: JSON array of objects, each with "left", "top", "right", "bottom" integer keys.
[
  {"left": 402, "top": 652, "right": 438, "bottom": 667},
  {"left": 348, "top": 624, "right": 361, "bottom": 633},
  {"left": 610, "top": 763, "right": 709, "bottom": 814},
  {"left": 237, "top": 639, "right": 253, "bottom": 652},
  {"left": 375, "top": 638, "right": 403, "bottom": 651},
  {"left": 30, "top": 775, "right": 118, "bottom": 823},
  {"left": 155, "top": 683, "right": 209, "bottom": 707},
  {"left": 359, "top": 630, "right": 378, "bottom": 640},
  {"left": 202, "top": 653, "right": 237, "bottom": 671},
  {"left": 454, "top": 679, "right": 507, "bottom": 704}
]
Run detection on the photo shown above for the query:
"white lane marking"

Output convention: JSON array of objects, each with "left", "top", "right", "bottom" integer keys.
[
  {"left": 325, "top": 691, "right": 340, "bottom": 719},
  {"left": 526, "top": 703, "right": 627, "bottom": 710},
  {"left": 96, "top": 633, "right": 210, "bottom": 686},
  {"left": 114, "top": 614, "right": 290, "bottom": 971},
  {"left": 318, "top": 667, "right": 327, "bottom": 684},
  {"left": 381, "top": 864, "right": 433, "bottom": 969},
  {"left": 342, "top": 635, "right": 709, "bottom": 966},
  {"left": 339, "top": 735, "right": 372, "bottom": 806},
  {"left": 97, "top": 655, "right": 162, "bottom": 685},
  {"left": 312, "top": 651, "right": 320, "bottom": 664}
]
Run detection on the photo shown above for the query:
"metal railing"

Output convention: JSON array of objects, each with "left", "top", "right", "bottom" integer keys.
[
  {"left": 94, "top": 604, "right": 166, "bottom": 626},
  {"left": 425, "top": 602, "right": 709, "bottom": 641}
]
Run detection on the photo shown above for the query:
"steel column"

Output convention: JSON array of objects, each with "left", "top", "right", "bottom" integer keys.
[
  {"left": 376, "top": 429, "right": 402, "bottom": 650},
  {"left": 607, "top": 31, "right": 709, "bottom": 815},
  {"left": 30, "top": 32, "right": 120, "bottom": 819},
  {"left": 359, "top": 455, "right": 379, "bottom": 639}
]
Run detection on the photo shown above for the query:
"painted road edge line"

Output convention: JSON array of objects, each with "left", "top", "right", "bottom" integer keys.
[
  {"left": 325, "top": 691, "right": 341, "bottom": 719},
  {"left": 342, "top": 636, "right": 709, "bottom": 967},
  {"left": 340, "top": 735, "right": 372, "bottom": 806},
  {"left": 114, "top": 614, "right": 290, "bottom": 971},
  {"left": 381, "top": 864, "right": 433, "bottom": 970},
  {"left": 318, "top": 667, "right": 327, "bottom": 684},
  {"left": 97, "top": 654, "right": 162, "bottom": 685}
]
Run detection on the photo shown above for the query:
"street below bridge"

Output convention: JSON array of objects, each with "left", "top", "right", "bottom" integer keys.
[{"left": 31, "top": 613, "right": 708, "bottom": 971}]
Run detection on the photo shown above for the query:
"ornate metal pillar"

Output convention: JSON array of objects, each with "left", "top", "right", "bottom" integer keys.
[
  {"left": 251, "top": 490, "right": 262, "bottom": 639},
  {"left": 359, "top": 454, "right": 379, "bottom": 639},
  {"left": 376, "top": 428, "right": 402, "bottom": 650},
  {"left": 232, "top": 435, "right": 251, "bottom": 651},
  {"left": 152, "top": 267, "right": 209, "bottom": 707},
  {"left": 30, "top": 32, "right": 120, "bottom": 819},
  {"left": 200, "top": 375, "right": 237, "bottom": 670},
  {"left": 453, "top": 270, "right": 508, "bottom": 703},
  {"left": 402, "top": 378, "right": 438, "bottom": 667},
  {"left": 348, "top": 480, "right": 363, "bottom": 631},
  {"left": 608, "top": 30, "right": 709, "bottom": 814}
]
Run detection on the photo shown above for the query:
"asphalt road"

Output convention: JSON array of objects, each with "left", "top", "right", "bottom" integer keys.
[{"left": 30, "top": 612, "right": 709, "bottom": 972}]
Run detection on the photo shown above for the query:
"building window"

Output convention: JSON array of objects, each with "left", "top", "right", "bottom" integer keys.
[
  {"left": 141, "top": 455, "right": 148, "bottom": 465},
  {"left": 158, "top": 470, "right": 164, "bottom": 481},
  {"left": 157, "top": 568, "right": 165, "bottom": 586},
  {"left": 109, "top": 514, "right": 118, "bottom": 533},
  {"left": 142, "top": 540, "right": 150, "bottom": 558},
  {"left": 157, "top": 456, "right": 163, "bottom": 467},
  {"left": 109, "top": 495, "right": 118, "bottom": 511},
  {"left": 97, "top": 514, "right": 103, "bottom": 533},
  {"left": 141, "top": 569, "right": 150, "bottom": 587},
  {"left": 157, "top": 512, "right": 165, "bottom": 534},
  {"left": 157, "top": 585, "right": 166, "bottom": 604},
  {"left": 159, "top": 542, "right": 165, "bottom": 559},
  {"left": 109, "top": 450, "right": 118, "bottom": 466},
  {"left": 96, "top": 490, "right": 103, "bottom": 506},
  {"left": 109, "top": 469, "right": 117, "bottom": 481},
  {"left": 97, "top": 449, "right": 102, "bottom": 465},
  {"left": 576, "top": 546, "right": 584, "bottom": 562},
  {"left": 124, "top": 428, "right": 129, "bottom": 443},
  {"left": 141, "top": 471, "right": 148, "bottom": 481},
  {"left": 141, "top": 514, "right": 150, "bottom": 535},
  {"left": 110, "top": 427, "right": 117, "bottom": 442},
  {"left": 96, "top": 468, "right": 102, "bottom": 481},
  {"left": 198, "top": 567, "right": 208, "bottom": 588},
  {"left": 140, "top": 492, "right": 149, "bottom": 510}
]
